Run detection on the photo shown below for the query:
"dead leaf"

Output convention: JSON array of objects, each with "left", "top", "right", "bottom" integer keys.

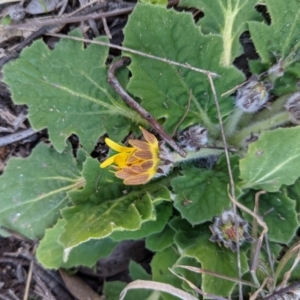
[{"left": 60, "top": 269, "right": 104, "bottom": 300}]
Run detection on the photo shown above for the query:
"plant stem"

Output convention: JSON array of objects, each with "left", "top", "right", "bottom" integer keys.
[
  {"left": 190, "top": 96, "right": 219, "bottom": 138},
  {"left": 251, "top": 94, "right": 290, "bottom": 123},
  {"left": 224, "top": 107, "right": 244, "bottom": 136},
  {"left": 108, "top": 57, "right": 187, "bottom": 157},
  {"left": 200, "top": 110, "right": 220, "bottom": 138},
  {"left": 235, "top": 113, "right": 253, "bottom": 130},
  {"left": 172, "top": 147, "right": 225, "bottom": 163},
  {"left": 229, "top": 111, "right": 290, "bottom": 146}
]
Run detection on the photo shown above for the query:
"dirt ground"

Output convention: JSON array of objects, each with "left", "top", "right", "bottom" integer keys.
[{"left": 0, "top": 234, "right": 152, "bottom": 299}]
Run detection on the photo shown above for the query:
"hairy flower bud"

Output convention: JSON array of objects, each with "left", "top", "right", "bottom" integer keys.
[
  {"left": 267, "top": 287, "right": 300, "bottom": 300},
  {"left": 235, "top": 76, "right": 272, "bottom": 113},
  {"left": 8, "top": 4, "right": 26, "bottom": 21},
  {"left": 285, "top": 92, "right": 300, "bottom": 124},
  {"left": 210, "top": 209, "right": 254, "bottom": 252},
  {"left": 177, "top": 125, "right": 208, "bottom": 151}
]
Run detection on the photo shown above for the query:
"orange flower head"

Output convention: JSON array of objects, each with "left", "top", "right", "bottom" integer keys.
[{"left": 100, "top": 127, "right": 160, "bottom": 185}]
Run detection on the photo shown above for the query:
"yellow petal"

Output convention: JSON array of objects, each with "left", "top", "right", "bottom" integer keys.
[
  {"left": 114, "top": 152, "right": 131, "bottom": 168},
  {"left": 105, "top": 138, "right": 133, "bottom": 153},
  {"left": 100, "top": 152, "right": 129, "bottom": 168},
  {"left": 100, "top": 155, "right": 117, "bottom": 168}
]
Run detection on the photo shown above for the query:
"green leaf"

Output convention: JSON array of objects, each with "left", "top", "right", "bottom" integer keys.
[
  {"left": 240, "top": 192, "right": 298, "bottom": 244},
  {"left": 36, "top": 219, "right": 118, "bottom": 269},
  {"left": 249, "top": 0, "right": 300, "bottom": 64},
  {"left": 0, "top": 143, "right": 81, "bottom": 239},
  {"left": 276, "top": 250, "right": 300, "bottom": 283},
  {"left": 171, "top": 155, "right": 239, "bottom": 225},
  {"left": 0, "top": 228, "right": 11, "bottom": 237},
  {"left": 68, "top": 156, "right": 128, "bottom": 205},
  {"left": 103, "top": 281, "right": 127, "bottom": 300},
  {"left": 151, "top": 247, "right": 181, "bottom": 300},
  {"left": 146, "top": 225, "right": 175, "bottom": 251},
  {"left": 256, "top": 243, "right": 282, "bottom": 283},
  {"left": 174, "top": 224, "right": 208, "bottom": 251},
  {"left": 59, "top": 192, "right": 155, "bottom": 256},
  {"left": 174, "top": 256, "right": 201, "bottom": 295},
  {"left": 285, "top": 178, "right": 300, "bottom": 213},
  {"left": 169, "top": 216, "right": 193, "bottom": 233},
  {"left": 3, "top": 30, "right": 141, "bottom": 153},
  {"left": 140, "top": 0, "right": 168, "bottom": 6},
  {"left": 184, "top": 234, "right": 248, "bottom": 297},
  {"left": 103, "top": 262, "right": 152, "bottom": 300},
  {"left": 239, "top": 127, "right": 300, "bottom": 192},
  {"left": 1, "top": 15, "right": 11, "bottom": 25},
  {"left": 110, "top": 202, "right": 173, "bottom": 241},
  {"left": 173, "top": 223, "right": 249, "bottom": 296},
  {"left": 129, "top": 260, "right": 151, "bottom": 281},
  {"left": 123, "top": 3, "right": 243, "bottom": 134},
  {"left": 248, "top": 0, "right": 300, "bottom": 94},
  {"left": 180, "top": 0, "right": 261, "bottom": 66},
  {"left": 127, "top": 261, "right": 153, "bottom": 299}
]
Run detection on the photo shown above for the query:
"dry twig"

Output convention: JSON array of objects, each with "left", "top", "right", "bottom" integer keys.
[
  {"left": 0, "top": 128, "right": 36, "bottom": 147},
  {"left": 207, "top": 74, "right": 243, "bottom": 299},
  {"left": 107, "top": 57, "right": 187, "bottom": 157}
]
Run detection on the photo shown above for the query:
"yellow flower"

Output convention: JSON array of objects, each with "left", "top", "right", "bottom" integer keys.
[{"left": 100, "top": 127, "right": 160, "bottom": 185}]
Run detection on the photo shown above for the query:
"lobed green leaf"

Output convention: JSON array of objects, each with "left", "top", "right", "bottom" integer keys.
[
  {"left": 240, "top": 191, "right": 298, "bottom": 244},
  {"left": 180, "top": 0, "right": 261, "bottom": 66},
  {"left": 183, "top": 234, "right": 248, "bottom": 297},
  {"left": 0, "top": 143, "right": 81, "bottom": 239},
  {"left": 123, "top": 3, "right": 244, "bottom": 135},
  {"left": 68, "top": 156, "right": 128, "bottom": 205},
  {"left": 173, "top": 256, "right": 201, "bottom": 296},
  {"left": 3, "top": 30, "right": 141, "bottom": 153},
  {"left": 151, "top": 247, "right": 181, "bottom": 300},
  {"left": 146, "top": 225, "right": 175, "bottom": 251},
  {"left": 172, "top": 155, "right": 239, "bottom": 225},
  {"left": 285, "top": 178, "right": 300, "bottom": 214},
  {"left": 59, "top": 193, "right": 153, "bottom": 256},
  {"left": 103, "top": 261, "right": 152, "bottom": 300},
  {"left": 110, "top": 202, "right": 173, "bottom": 241},
  {"left": 36, "top": 219, "right": 118, "bottom": 269},
  {"left": 249, "top": 0, "right": 300, "bottom": 64},
  {"left": 249, "top": 0, "right": 300, "bottom": 94},
  {"left": 239, "top": 127, "right": 300, "bottom": 192}
]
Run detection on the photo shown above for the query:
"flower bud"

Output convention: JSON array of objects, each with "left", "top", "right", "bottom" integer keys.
[
  {"left": 285, "top": 92, "right": 300, "bottom": 124},
  {"left": 8, "top": 4, "right": 26, "bottom": 21},
  {"left": 267, "top": 288, "right": 300, "bottom": 300},
  {"left": 235, "top": 76, "right": 272, "bottom": 113},
  {"left": 210, "top": 209, "right": 254, "bottom": 252},
  {"left": 177, "top": 125, "right": 208, "bottom": 151}
]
